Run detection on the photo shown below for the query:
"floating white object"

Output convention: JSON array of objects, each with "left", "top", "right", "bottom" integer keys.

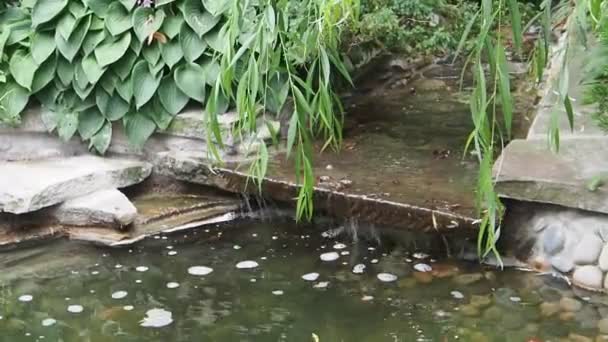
[
  {"left": 168, "top": 251, "right": 177, "bottom": 256},
  {"left": 188, "top": 266, "right": 213, "bottom": 276},
  {"left": 509, "top": 296, "right": 521, "bottom": 302},
  {"left": 18, "top": 295, "right": 33, "bottom": 302},
  {"left": 67, "top": 305, "right": 83, "bottom": 313},
  {"left": 377, "top": 273, "right": 398, "bottom": 282},
  {"left": 450, "top": 291, "right": 464, "bottom": 299},
  {"left": 371, "top": 259, "right": 379, "bottom": 264},
  {"left": 111, "top": 291, "right": 128, "bottom": 299},
  {"left": 362, "top": 295, "right": 374, "bottom": 301},
  {"left": 166, "top": 282, "right": 180, "bottom": 289},
  {"left": 272, "top": 290, "right": 284, "bottom": 296},
  {"left": 302, "top": 273, "right": 320, "bottom": 281},
  {"left": 413, "top": 263, "right": 432, "bottom": 272},
  {"left": 352, "top": 264, "right": 366, "bottom": 274},
  {"left": 320, "top": 252, "right": 340, "bottom": 262},
  {"left": 313, "top": 281, "right": 329, "bottom": 289},
  {"left": 41, "top": 318, "right": 56, "bottom": 327},
  {"left": 140, "top": 308, "right": 173, "bottom": 328},
  {"left": 123, "top": 305, "right": 134, "bottom": 311},
  {"left": 413, "top": 252, "right": 429, "bottom": 259},
  {"left": 333, "top": 243, "right": 347, "bottom": 250},
  {"left": 136, "top": 266, "right": 149, "bottom": 272},
  {"left": 236, "top": 261, "right": 259, "bottom": 269}
]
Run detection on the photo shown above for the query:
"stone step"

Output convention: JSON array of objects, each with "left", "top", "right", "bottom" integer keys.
[
  {"left": 50, "top": 189, "right": 137, "bottom": 228},
  {"left": 0, "top": 155, "right": 152, "bottom": 214}
]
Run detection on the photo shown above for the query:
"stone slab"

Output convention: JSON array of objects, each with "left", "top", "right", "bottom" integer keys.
[
  {"left": 51, "top": 189, "right": 137, "bottom": 228},
  {"left": 0, "top": 156, "right": 152, "bottom": 214},
  {"left": 495, "top": 138, "right": 608, "bottom": 214},
  {"left": 0, "top": 133, "right": 88, "bottom": 161}
]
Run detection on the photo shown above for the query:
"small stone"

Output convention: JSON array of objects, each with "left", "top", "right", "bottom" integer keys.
[
  {"left": 18, "top": 295, "right": 33, "bottom": 302},
  {"left": 272, "top": 290, "right": 284, "bottom": 296},
  {"left": 568, "top": 333, "right": 593, "bottom": 342},
  {"left": 600, "top": 244, "right": 608, "bottom": 271},
  {"left": 573, "top": 234, "right": 604, "bottom": 264},
  {"left": 551, "top": 256, "right": 574, "bottom": 273},
  {"left": 111, "top": 291, "right": 128, "bottom": 299},
  {"left": 470, "top": 295, "right": 492, "bottom": 309},
  {"left": 67, "top": 305, "right": 84, "bottom": 313},
  {"left": 560, "top": 297, "right": 583, "bottom": 312},
  {"left": 560, "top": 311, "right": 576, "bottom": 321},
  {"left": 361, "top": 295, "right": 374, "bottom": 301},
  {"left": 41, "top": 318, "right": 56, "bottom": 327},
  {"left": 313, "top": 281, "right": 329, "bottom": 289},
  {"left": 166, "top": 282, "right": 180, "bottom": 289},
  {"left": 454, "top": 273, "right": 483, "bottom": 286},
  {"left": 459, "top": 304, "right": 480, "bottom": 317},
  {"left": 573, "top": 265, "right": 603, "bottom": 289},
  {"left": 188, "top": 266, "right": 213, "bottom": 276},
  {"left": 542, "top": 224, "right": 566, "bottom": 255}
]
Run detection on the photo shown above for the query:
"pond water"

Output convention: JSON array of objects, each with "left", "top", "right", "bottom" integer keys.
[{"left": 0, "top": 218, "right": 606, "bottom": 342}]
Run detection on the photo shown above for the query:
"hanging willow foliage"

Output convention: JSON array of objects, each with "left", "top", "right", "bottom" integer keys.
[{"left": 0, "top": 0, "right": 358, "bottom": 220}]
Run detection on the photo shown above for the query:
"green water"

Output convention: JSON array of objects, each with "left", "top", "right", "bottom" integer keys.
[{"left": 0, "top": 218, "right": 606, "bottom": 342}]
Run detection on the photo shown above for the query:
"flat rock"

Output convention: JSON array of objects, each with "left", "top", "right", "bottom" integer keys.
[
  {"left": 0, "top": 156, "right": 151, "bottom": 214},
  {"left": 572, "top": 265, "right": 604, "bottom": 290},
  {"left": 573, "top": 234, "right": 603, "bottom": 264},
  {"left": 51, "top": 189, "right": 137, "bottom": 228}
]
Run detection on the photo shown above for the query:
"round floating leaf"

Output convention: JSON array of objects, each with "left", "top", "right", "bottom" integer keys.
[
  {"left": 9, "top": 50, "right": 38, "bottom": 90},
  {"left": 90, "top": 121, "right": 112, "bottom": 154},
  {"left": 180, "top": 23, "right": 206, "bottom": 63},
  {"left": 31, "top": 31, "right": 56, "bottom": 65},
  {"left": 174, "top": 63, "right": 206, "bottom": 102},
  {"left": 182, "top": 0, "right": 220, "bottom": 37},
  {"left": 158, "top": 76, "right": 189, "bottom": 115},
  {"left": 132, "top": 60, "right": 163, "bottom": 109},
  {"left": 132, "top": 7, "right": 166, "bottom": 42},
  {"left": 32, "top": 0, "right": 68, "bottom": 27},
  {"left": 95, "top": 33, "right": 132, "bottom": 67},
  {"left": 78, "top": 107, "right": 105, "bottom": 140},
  {"left": 105, "top": 2, "right": 133, "bottom": 36}
]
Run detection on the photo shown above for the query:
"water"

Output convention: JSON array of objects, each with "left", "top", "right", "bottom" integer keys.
[{"left": 0, "top": 218, "right": 605, "bottom": 341}]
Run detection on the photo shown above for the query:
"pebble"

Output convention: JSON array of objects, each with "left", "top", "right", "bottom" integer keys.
[
  {"left": 551, "top": 255, "right": 574, "bottom": 273},
  {"left": 599, "top": 244, "right": 608, "bottom": 271},
  {"left": 352, "top": 264, "right": 366, "bottom": 274},
  {"left": 413, "top": 263, "right": 432, "bottom": 272},
  {"left": 573, "top": 234, "right": 604, "bottom": 264},
  {"left": 573, "top": 265, "right": 603, "bottom": 289},
  {"left": 236, "top": 261, "right": 259, "bottom": 269},
  {"left": 453, "top": 273, "right": 483, "bottom": 285},
  {"left": 361, "top": 295, "right": 374, "bottom": 301},
  {"left": 542, "top": 224, "right": 566, "bottom": 255},
  {"left": 377, "top": 273, "right": 398, "bottom": 282},
  {"left": 370, "top": 259, "right": 379, "bottom": 264},
  {"left": 320, "top": 252, "right": 340, "bottom": 262},
  {"left": 540, "top": 302, "right": 560, "bottom": 317},
  {"left": 559, "top": 297, "right": 583, "bottom": 312},
  {"left": 451, "top": 291, "right": 465, "bottom": 299},
  {"left": 302, "top": 273, "right": 320, "bottom": 281}
]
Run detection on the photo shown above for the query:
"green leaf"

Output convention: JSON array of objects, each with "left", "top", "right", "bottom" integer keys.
[
  {"left": 57, "top": 12, "right": 77, "bottom": 40},
  {"left": 201, "top": 59, "right": 220, "bottom": 86},
  {"left": 182, "top": 0, "right": 220, "bottom": 37},
  {"left": 0, "top": 29, "right": 9, "bottom": 58},
  {"left": 31, "top": 54, "right": 57, "bottom": 93},
  {"left": 31, "top": 31, "right": 56, "bottom": 65},
  {"left": 202, "top": 0, "right": 231, "bottom": 16},
  {"left": 132, "top": 60, "right": 163, "bottom": 109},
  {"left": 90, "top": 120, "right": 112, "bottom": 154},
  {"left": 56, "top": 56, "right": 75, "bottom": 86},
  {"left": 158, "top": 76, "right": 189, "bottom": 115},
  {"left": 57, "top": 111, "right": 79, "bottom": 141},
  {"left": 162, "top": 15, "right": 184, "bottom": 39},
  {"left": 119, "top": 0, "right": 137, "bottom": 11},
  {"left": 90, "top": 16, "right": 105, "bottom": 30},
  {"left": 105, "top": 2, "right": 133, "bottom": 36},
  {"left": 564, "top": 95, "right": 574, "bottom": 131},
  {"left": 145, "top": 98, "right": 174, "bottom": 130},
  {"left": 160, "top": 38, "right": 183, "bottom": 69},
  {"left": 6, "top": 20, "right": 31, "bottom": 45},
  {"left": 180, "top": 23, "right": 207, "bottom": 63},
  {"left": 205, "top": 25, "right": 229, "bottom": 52},
  {"left": 0, "top": 82, "right": 29, "bottom": 121},
  {"left": 97, "top": 87, "right": 130, "bottom": 120},
  {"left": 32, "top": 0, "right": 68, "bottom": 27},
  {"left": 82, "top": 30, "right": 107, "bottom": 56},
  {"left": 149, "top": 59, "right": 166, "bottom": 76},
  {"left": 174, "top": 63, "right": 206, "bottom": 102},
  {"left": 99, "top": 70, "right": 118, "bottom": 94},
  {"left": 78, "top": 108, "right": 105, "bottom": 139},
  {"left": 132, "top": 7, "right": 166, "bottom": 42},
  {"left": 142, "top": 42, "right": 161, "bottom": 66},
  {"left": 496, "top": 41, "right": 513, "bottom": 138},
  {"left": 55, "top": 15, "right": 92, "bottom": 62},
  {"left": 95, "top": 33, "right": 132, "bottom": 67},
  {"left": 115, "top": 76, "right": 133, "bottom": 102},
  {"left": 125, "top": 111, "right": 156, "bottom": 148},
  {"left": 112, "top": 50, "right": 138, "bottom": 81},
  {"left": 507, "top": 0, "right": 523, "bottom": 54},
  {"left": 9, "top": 51, "right": 38, "bottom": 91},
  {"left": 83, "top": 0, "right": 113, "bottom": 18},
  {"left": 68, "top": 1, "right": 87, "bottom": 18},
  {"left": 82, "top": 54, "right": 107, "bottom": 84}
]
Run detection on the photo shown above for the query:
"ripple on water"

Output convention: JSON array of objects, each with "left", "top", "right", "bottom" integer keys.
[
  {"left": 302, "top": 273, "right": 320, "bottom": 281},
  {"left": 140, "top": 308, "right": 173, "bottom": 328},
  {"left": 236, "top": 261, "right": 259, "bottom": 269},
  {"left": 320, "top": 252, "right": 339, "bottom": 262},
  {"left": 188, "top": 266, "right": 213, "bottom": 276},
  {"left": 111, "top": 291, "right": 128, "bottom": 299},
  {"left": 18, "top": 295, "right": 33, "bottom": 302},
  {"left": 377, "top": 273, "right": 398, "bottom": 282},
  {"left": 67, "top": 305, "right": 83, "bottom": 313}
]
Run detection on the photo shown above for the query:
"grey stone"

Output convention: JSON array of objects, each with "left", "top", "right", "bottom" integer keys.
[
  {"left": 572, "top": 265, "right": 603, "bottom": 289},
  {"left": 559, "top": 296, "right": 583, "bottom": 312},
  {"left": 51, "top": 189, "right": 137, "bottom": 228},
  {"left": 0, "top": 156, "right": 151, "bottom": 214},
  {"left": 453, "top": 273, "right": 484, "bottom": 286},
  {"left": 573, "top": 234, "right": 603, "bottom": 264},
  {"left": 599, "top": 318, "right": 608, "bottom": 334},
  {"left": 0, "top": 133, "right": 87, "bottom": 161},
  {"left": 600, "top": 244, "right": 608, "bottom": 271},
  {"left": 550, "top": 255, "right": 574, "bottom": 273},
  {"left": 542, "top": 223, "right": 566, "bottom": 255}
]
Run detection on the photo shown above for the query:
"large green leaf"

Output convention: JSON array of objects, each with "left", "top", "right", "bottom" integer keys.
[
  {"left": 0, "top": 82, "right": 29, "bottom": 121},
  {"left": 95, "top": 33, "right": 132, "bottom": 67},
  {"left": 180, "top": 24, "right": 207, "bottom": 63},
  {"left": 145, "top": 99, "right": 174, "bottom": 130},
  {"left": 57, "top": 12, "right": 77, "bottom": 40},
  {"left": 132, "top": 7, "right": 166, "bottom": 42},
  {"left": 68, "top": 1, "right": 87, "bottom": 18},
  {"left": 32, "top": 0, "right": 68, "bottom": 27},
  {"left": 205, "top": 25, "right": 229, "bottom": 52},
  {"left": 96, "top": 88, "right": 130, "bottom": 120},
  {"left": 57, "top": 110, "right": 79, "bottom": 141},
  {"left": 36, "top": 83, "right": 62, "bottom": 111},
  {"left": 160, "top": 38, "right": 183, "bottom": 69},
  {"left": 55, "top": 15, "right": 92, "bottom": 62},
  {"left": 82, "top": 54, "right": 107, "bottom": 84},
  {"left": 174, "top": 63, "right": 206, "bottom": 102},
  {"left": 112, "top": 50, "right": 138, "bottom": 81},
  {"left": 83, "top": 0, "right": 113, "bottom": 18},
  {"left": 132, "top": 60, "right": 163, "bottom": 109},
  {"left": 182, "top": 0, "right": 220, "bottom": 37},
  {"left": 31, "top": 31, "right": 56, "bottom": 65},
  {"left": 148, "top": 59, "right": 166, "bottom": 76},
  {"left": 202, "top": 0, "right": 231, "bottom": 16},
  {"left": 162, "top": 15, "right": 184, "bottom": 39},
  {"left": 90, "top": 121, "right": 112, "bottom": 154},
  {"left": 99, "top": 71, "right": 118, "bottom": 94},
  {"left": 125, "top": 111, "right": 156, "bottom": 148},
  {"left": 158, "top": 76, "right": 189, "bottom": 115},
  {"left": 119, "top": 0, "right": 137, "bottom": 11},
  {"left": 142, "top": 42, "right": 161, "bottom": 66},
  {"left": 78, "top": 108, "right": 105, "bottom": 140},
  {"left": 56, "top": 56, "right": 74, "bottom": 86},
  {"left": 201, "top": 59, "right": 220, "bottom": 86},
  {"left": 31, "top": 54, "right": 57, "bottom": 93},
  {"left": 9, "top": 50, "right": 38, "bottom": 91},
  {"left": 82, "top": 30, "right": 107, "bottom": 56},
  {"left": 115, "top": 76, "right": 133, "bottom": 102},
  {"left": 105, "top": 2, "right": 133, "bottom": 36},
  {"left": 6, "top": 20, "right": 31, "bottom": 45},
  {"left": 0, "top": 29, "right": 9, "bottom": 60}
]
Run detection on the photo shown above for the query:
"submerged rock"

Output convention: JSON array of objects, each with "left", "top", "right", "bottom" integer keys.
[
  {"left": 453, "top": 273, "right": 483, "bottom": 286},
  {"left": 559, "top": 297, "right": 583, "bottom": 312}
]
